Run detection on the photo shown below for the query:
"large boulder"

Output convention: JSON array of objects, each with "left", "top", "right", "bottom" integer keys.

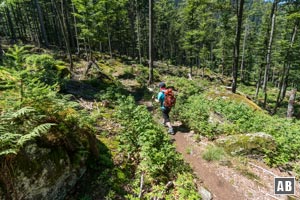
[
  {"left": 0, "top": 132, "right": 100, "bottom": 200},
  {"left": 216, "top": 132, "right": 276, "bottom": 156}
]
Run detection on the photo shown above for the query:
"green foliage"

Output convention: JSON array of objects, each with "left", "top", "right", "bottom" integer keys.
[
  {"left": 0, "top": 45, "right": 63, "bottom": 109},
  {"left": 0, "top": 106, "right": 55, "bottom": 156},
  {"left": 116, "top": 96, "right": 199, "bottom": 198},
  {"left": 173, "top": 94, "right": 215, "bottom": 137},
  {"left": 166, "top": 76, "right": 300, "bottom": 168},
  {"left": 135, "top": 65, "right": 160, "bottom": 86},
  {"left": 25, "top": 53, "right": 68, "bottom": 85},
  {"left": 173, "top": 173, "right": 202, "bottom": 200},
  {"left": 95, "top": 86, "right": 123, "bottom": 102},
  {"left": 174, "top": 86, "right": 300, "bottom": 166},
  {"left": 202, "top": 145, "right": 225, "bottom": 162}
]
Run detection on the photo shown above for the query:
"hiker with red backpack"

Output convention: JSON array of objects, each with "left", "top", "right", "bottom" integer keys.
[{"left": 155, "top": 82, "right": 176, "bottom": 135}]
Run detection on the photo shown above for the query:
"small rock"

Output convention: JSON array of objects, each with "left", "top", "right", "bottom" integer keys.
[{"left": 198, "top": 186, "right": 212, "bottom": 200}]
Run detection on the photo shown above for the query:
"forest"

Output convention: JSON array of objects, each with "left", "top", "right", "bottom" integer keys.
[{"left": 0, "top": 0, "right": 300, "bottom": 199}]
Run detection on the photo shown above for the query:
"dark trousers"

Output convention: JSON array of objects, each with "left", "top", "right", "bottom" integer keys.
[{"left": 162, "top": 107, "right": 171, "bottom": 123}]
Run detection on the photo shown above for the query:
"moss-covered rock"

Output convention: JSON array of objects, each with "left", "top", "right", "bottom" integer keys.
[
  {"left": 216, "top": 132, "right": 276, "bottom": 156},
  {"left": 0, "top": 131, "right": 101, "bottom": 200}
]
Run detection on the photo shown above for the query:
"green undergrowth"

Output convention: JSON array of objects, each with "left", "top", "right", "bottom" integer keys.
[
  {"left": 169, "top": 77, "right": 300, "bottom": 168},
  {"left": 115, "top": 96, "right": 201, "bottom": 199}
]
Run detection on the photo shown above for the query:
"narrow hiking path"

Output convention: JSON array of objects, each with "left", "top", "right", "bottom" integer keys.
[
  {"left": 141, "top": 100, "right": 247, "bottom": 199},
  {"left": 171, "top": 130, "right": 245, "bottom": 200},
  {"left": 140, "top": 100, "right": 298, "bottom": 200}
]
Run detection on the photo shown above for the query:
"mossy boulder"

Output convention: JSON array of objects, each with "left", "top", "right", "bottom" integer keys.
[
  {"left": 216, "top": 132, "right": 276, "bottom": 156},
  {"left": 0, "top": 131, "right": 101, "bottom": 200}
]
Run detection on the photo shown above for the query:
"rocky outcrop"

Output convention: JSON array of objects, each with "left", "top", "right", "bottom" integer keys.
[
  {"left": 216, "top": 132, "right": 276, "bottom": 156},
  {"left": 0, "top": 132, "right": 100, "bottom": 200}
]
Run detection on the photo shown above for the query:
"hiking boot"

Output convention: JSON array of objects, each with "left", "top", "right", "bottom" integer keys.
[{"left": 168, "top": 128, "right": 175, "bottom": 135}]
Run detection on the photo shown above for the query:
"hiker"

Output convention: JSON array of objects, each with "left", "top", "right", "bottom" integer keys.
[{"left": 155, "top": 82, "right": 176, "bottom": 135}]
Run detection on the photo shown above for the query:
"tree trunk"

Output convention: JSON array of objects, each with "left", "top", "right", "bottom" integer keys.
[
  {"left": 72, "top": 3, "right": 80, "bottom": 53},
  {"left": 287, "top": 89, "right": 297, "bottom": 118},
  {"left": 51, "top": 0, "right": 73, "bottom": 72},
  {"left": 273, "top": 20, "right": 298, "bottom": 114},
  {"left": 10, "top": 5, "right": 22, "bottom": 39},
  {"left": 135, "top": 0, "right": 142, "bottom": 64},
  {"left": 0, "top": 36, "right": 3, "bottom": 62},
  {"left": 255, "top": 65, "right": 263, "bottom": 99},
  {"left": 5, "top": 7, "right": 16, "bottom": 43},
  {"left": 232, "top": 0, "right": 245, "bottom": 93},
  {"left": 34, "top": 0, "right": 49, "bottom": 47},
  {"left": 240, "top": 22, "right": 248, "bottom": 82},
  {"left": 262, "top": 0, "right": 278, "bottom": 108},
  {"left": 16, "top": 3, "right": 27, "bottom": 40},
  {"left": 106, "top": 21, "right": 112, "bottom": 59},
  {"left": 65, "top": 1, "right": 75, "bottom": 51},
  {"left": 148, "top": 0, "right": 154, "bottom": 85}
]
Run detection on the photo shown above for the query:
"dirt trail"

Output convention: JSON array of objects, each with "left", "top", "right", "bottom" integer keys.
[
  {"left": 171, "top": 131, "right": 246, "bottom": 200},
  {"left": 135, "top": 85, "right": 299, "bottom": 200}
]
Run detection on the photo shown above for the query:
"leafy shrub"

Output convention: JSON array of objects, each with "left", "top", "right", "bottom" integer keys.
[
  {"left": 135, "top": 65, "right": 160, "bottom": 86},
  {"left": 115, "top": 96, "right": 199, "bottom": 198},
  {"left": 173, "top": 173, "right": 202, "bottom": 200},
  {"left": 173, "top": 94, "right": 216, "bottom": 138}
]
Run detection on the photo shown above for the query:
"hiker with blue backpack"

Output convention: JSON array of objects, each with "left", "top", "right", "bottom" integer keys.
[{"left": 154, "top": 82, "right": 176, "bottom": 135}]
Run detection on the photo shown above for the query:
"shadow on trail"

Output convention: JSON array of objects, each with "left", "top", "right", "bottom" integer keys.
[
  {"left": 173, "top": 122, "right": 190, "bottom": 133},
  {"left": 60, "top": 78, "right": 130, "bottom": 101}
]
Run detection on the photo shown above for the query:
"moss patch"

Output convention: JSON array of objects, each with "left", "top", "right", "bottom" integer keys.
[{"left": 216, "top": 132, "right": 276, "bottom": 156}]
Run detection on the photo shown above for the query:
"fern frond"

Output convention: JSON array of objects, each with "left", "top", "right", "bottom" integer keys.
[
  {"left": 0, "top": 133, "right": 22, "bottom": 144},
  {"left": 16, "top": 123, "right": 56, "bottom": 147},
  {"left": 0, "top": 149, "right": 18, "bottom": 156},
  {"left": 0, "top": 126, "right": 6, "bottom": 134},
  {"left": 11, "top": 107, "right": 36, "bottom": 118},
  {"left": 30, "top": 123, "right": 56, "bottom": 135}
]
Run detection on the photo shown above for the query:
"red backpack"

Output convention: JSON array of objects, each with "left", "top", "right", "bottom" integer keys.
[{"left": 164, "top": 88, "right": 176, "bottom": 108}]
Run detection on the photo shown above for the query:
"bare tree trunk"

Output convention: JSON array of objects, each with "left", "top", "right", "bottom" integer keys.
[
  {"left": 255, "top": 65, "right": 263, "bottom": 99},
  {"left": 262, "top": 0, "right": 278, "bottom": 108},
  {"left": 232, "top": 0, "right": 245, "bottom": 93},
  {"left": 60, "top": 0, "right": 73, "bottom": 71},
  {"left": 72, "top": 3, "right": 80, "bottom": 53},
  {"left": 16, "top": 3, "right": 27, "bottom": 40},
  {"left": 34, "top": 0, "right": 49, "bottom": 47},
  {"left": 273, "top": 20, "right": 298, "bottom": 114},
  {"left": 65, "top": 2, "right": 75, "bottom": 50},
  {"left": 52, "top": 0, "right": 73, "bottom": 72},
  {"left": 106, "top": 21, "right": 112, "bottom": 59},
  {"left": 135, "top": 0, "right": 142, "bottom": 64},
  {"left": 287, "top": 89, "right": 296, "bottom": 118},
  {"left": 240, "top": 22, "right": 248, "bottom": 82},
  {"left": 0, "top": 36, "right": 3, "bottom": 62},
  {"left": 5, "top": 7, "right": 16, "bottom": 43},
  {"left": 148, "top": 0, "right": 154, "bottom": 85}
]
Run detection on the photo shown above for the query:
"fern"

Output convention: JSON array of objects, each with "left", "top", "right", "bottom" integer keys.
[
  {"left": 0, "top": 107, "right": 56, "bottom": 156},
  {"left": 11, "top": 106, "right": 36, "bottom": 118},
  {"left": 29, "top": 123, "right": 55, "bottom": 136},
  {"left": 0, "top": 149, "right": 18, "bottom": 156},
  {"left": 17, "top": 123, "right": 55, "bottom": 147}
]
